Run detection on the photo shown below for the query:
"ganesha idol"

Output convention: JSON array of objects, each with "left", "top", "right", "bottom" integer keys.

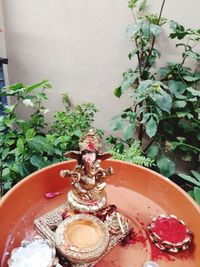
[{"left": 60, "top": 129, "right": 113, "bottom": 213}]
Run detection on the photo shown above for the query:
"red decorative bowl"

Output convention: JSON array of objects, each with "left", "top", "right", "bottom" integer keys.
[{"left": 147, "top": 214, "right": 192, "bottom": 253}]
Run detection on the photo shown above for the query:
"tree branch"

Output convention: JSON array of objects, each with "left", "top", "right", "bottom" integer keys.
[
  {"left": 131, "top": 9, "right": 142, "bottom": 81},
  {"left": 142, "top": 0, "right": 166, "bottom": 73}
]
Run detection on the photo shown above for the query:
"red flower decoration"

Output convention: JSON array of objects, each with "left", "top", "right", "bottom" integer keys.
[
  {"left": 62, "top": 210, "right": 76, "bottom": 220},
  {"left": 44, "top": 191, "right": 63, "bottom": 199},
  {"left": 96, "top": 204, "right": 117, "bottom": 221},
  {"left": 121, "top": 228, "right": 135, "bottom": 246},
  {"left": 87, "top": 142, "right": 95, "bottom": 151}
]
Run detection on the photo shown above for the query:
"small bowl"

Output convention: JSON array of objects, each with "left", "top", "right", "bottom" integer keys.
[
  {"left": 7, "top": 236, "right": 58, "bottom": 267},
  {"left": 55, "top": 214, "right": 109, "bottom": 263},
  {"left": 147, "top": 214, "right": 192, "bottom": 253}
]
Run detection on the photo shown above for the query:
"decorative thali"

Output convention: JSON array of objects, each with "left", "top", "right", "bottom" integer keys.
[{"left": 4, "top": 130, "right": 195, "bottom": 267}]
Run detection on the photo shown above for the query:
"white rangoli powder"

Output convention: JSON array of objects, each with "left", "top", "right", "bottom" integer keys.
[{"left": 10, "top": 239, "right": 52, "bottom": 267}]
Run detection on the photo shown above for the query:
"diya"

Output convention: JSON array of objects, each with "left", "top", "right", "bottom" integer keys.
[
  {"left": 147, "top": 214, "right": 192, "bottom": 253},
  {"left": 55, "top": 214, "right": 109, "bottom": 263}
]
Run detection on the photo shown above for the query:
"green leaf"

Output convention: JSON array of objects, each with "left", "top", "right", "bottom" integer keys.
[
  {"left": 128, "top": 48, "right": 140, "bottom": 60},
  {"left": 178, "top": 173, "right": 200, "bottom": 187},
  {"left": 187, "top": 87, "right": 200, "bottom": 97},
  {"left": 194, "top": 187, "right": 200, "bottom": 205},
  {"left": 169, "top": 141, "right": 179, "bottom": 150},
  {"left": 137, "top": 80, "right": 152, "bottom": 93},
  {"left": 2, "top": 168, "right": 10, "bottom": 178},
  {"left": 0, "top": 125, "right": 6, "bottom": 131},
  {"left": 25, "top": 129, "right": 36, "bottom": 140},
  {"left": 28, "top": 135, "right": 54, "bottom": 154},
  {"left": 139, "top": 0, "right": 147, "bottom": 11},
  {"left": 18, "top": 162, "right": 29, "bottom": 177},
  {"left": 141, "top": 20, "right": 150, "bottom": 38},
  {"left": 184, "top": 76, "right": 200, "bottom": 82},
  {"left": 157, "top": 67, "right": 170, "bottom": 77},
  {"left": 110, "top": 116, "right": 125, "bottom": 131},
  {"left": 128, "top": 0, "right": 138, "bottom": 9},
  {"left": 147, "top": 145, "right": 159, "bottom": 158},
  {"left": 169, "top": 21, "right": 191, "bottom": 40},
  {"left": 123, "top": 123, "right": 136, "bottom": 140},
  {"left": 30, "top": 155, "right": 48, "bottom": 169},
  {"left": 176, "top": 137, "right": 186, "bottom": 142},
  {"left": 121, "top": 71, "right": 137, "bottom": 93},
  {"left": 168, "top": 80, "right": 186, "bottom": 97},
  {"left": 188, "top": 190, "right": 195, "bottom": 199},
  {"left": 25, "top": 80, "right": 48, "bottom": 93},
  {"left": 10, "top": 163, "right": 20, "bottom": 173},
  {"left": 121, "top": 109, "right": 136, "bottom": 121},
  {"left": 146, "top": 116, "right": 157, "bottom": 138},
  {"left": 174, "top": 100, "right": 187, "bottom": 108},
  {"left": 157, "top": 156, "right": 175, "bottom": 177},
  {"left": 184, "top": 50, "right": 200, "bottom": 61},
  {"left": 17, "top": 138, "right": 25, "bottom": 155},
  {"left": 114, "top": 87, "right": 122, "bottom": 98},
  {"left": 177, "top": 112, "right": 193, "bottom": 119},
  {"left": 191, "top": 171, "right": 200, "bottom": 182},
  {"left": 152, "top": 90, "right": 172, "bottom": 113},
  {"left": 2, "top": 148, "right": 10, "bottom": 160},
  {"left": 3, "top": 104, "right": 15, "bottom": 113},
  {"left": 141, "top": 113, "right": 151, "bottom": 124},
  {"left": 126, "top": 24, "right": 140, "bottom": 39},
  {"left": 4, "top": 118, "right": 15, "bottom": 127},
  {"left": 150, "top": 24, "right": 161, "bottom": 36},
  {"left": 188, "top": 97, "right": 197, "bottom": 102},
  {"left": 114, "top": 142, "right": 125, "bottom": 154},
  {"left": 1, "top": 83, "right": 24, "bottom": 96},
  {"left": 3, "top": 181, "right": 12, "bottom": 190}
]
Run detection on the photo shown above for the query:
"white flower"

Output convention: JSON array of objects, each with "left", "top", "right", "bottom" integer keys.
[{"left": 22, "top": 99, "right": 34, "bottom": 107}]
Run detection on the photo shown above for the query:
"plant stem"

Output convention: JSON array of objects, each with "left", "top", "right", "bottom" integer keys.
[
  {"left": 142, "top": 0, "right": 166, "bottom": 73},
  {"left": 138, "top": 123, "right": 144, "bottom": 143},
  {"left": 143, "top": 134, "right": 158, "bottom": 152},
  {"left": 131, "top": 9, "right": 142, "bottom": 81},
  {"left": 180, "top": 143, "right": 200, "bottom": 153}
]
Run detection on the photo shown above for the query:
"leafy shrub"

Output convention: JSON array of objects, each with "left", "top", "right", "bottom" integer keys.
[
  {"left": 0, "top": 80, "right": 59, "bottom": 196},
  {"left": 47, "top": 93, "right": 101, "bottom": 152},
  {"left": 109, "top": 0, "right": 200, "bottom": 177},
  {"left": 108, "top": 138, "right": 154, "bottom": 167},
  {"left": 0, "top": 83, "right": 100, "bottom": 196}
]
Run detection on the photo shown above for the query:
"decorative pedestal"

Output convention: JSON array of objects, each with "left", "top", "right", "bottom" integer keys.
[{"left": 67, "top": 190, "right": 107, "bottom": 213}]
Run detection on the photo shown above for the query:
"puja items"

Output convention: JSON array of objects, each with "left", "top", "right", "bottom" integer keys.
[
  {"left": 55, "top": 214, "right": 109, "bottom": 263},
  {"left": 12, "top": 129, "right": 193, "bottom": 267},
  {"left": 7, "top": 236, "right": 58, "bottom": 267},
  {"left": 147, "top": 214, "right": 192, "bottom": 253},
  {"left": 34, "top": 130, "right": 131, "bottom": 266}
]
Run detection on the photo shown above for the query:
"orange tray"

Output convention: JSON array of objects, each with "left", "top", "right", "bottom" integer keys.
[{"left": 0, "top": 160, "right": 200, "bottom": 267}]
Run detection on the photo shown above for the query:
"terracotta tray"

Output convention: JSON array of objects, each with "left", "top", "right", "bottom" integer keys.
[{"left": 0, "top": 160, "right": 200, "bottom": 267}]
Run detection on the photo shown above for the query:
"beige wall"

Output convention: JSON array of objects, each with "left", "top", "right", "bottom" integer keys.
[
  {"left": 1, "top": 0, "right": 200, "bottom": 133},
  {"left": 0, "top": 0, "right": 6, "bottom": 56}
]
